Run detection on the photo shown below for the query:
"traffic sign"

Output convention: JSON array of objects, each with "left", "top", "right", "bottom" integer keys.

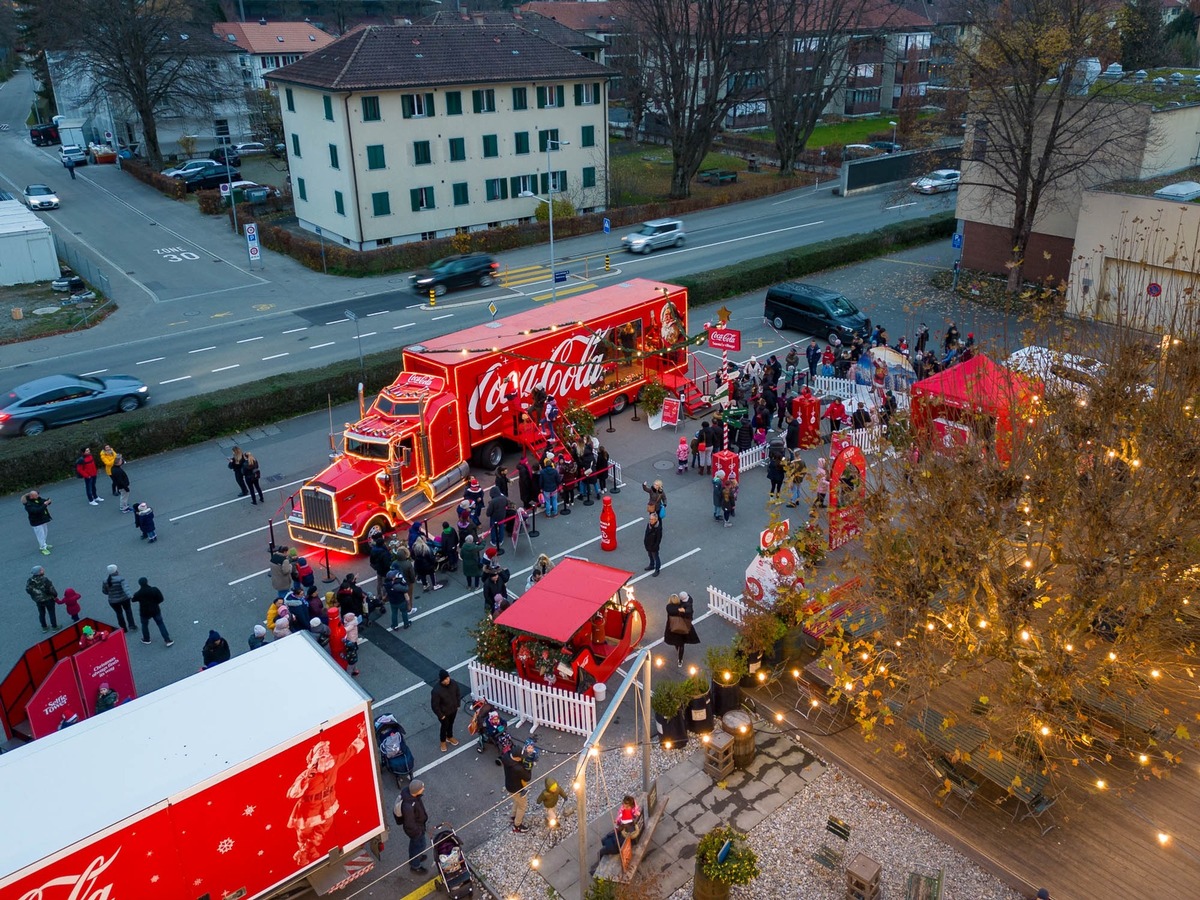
[
  {"left": 554, "top": 270, "right": 568, "bottom": 283},
  {"left": 219, "top": 183, "right": 230, "bottom": 195},
  {"left": 488, "top": 302, "right": 498, "bottom": 318},
  {"left": 1147, "top": 282, "right": 1162, "bottom": 297},
  {"left": 244, "top": 223, "right": 258, "bottom": 238},
  {"left": 603, "top": 218, "right": 611, "bottom": 235},
  {"left": 248, "top": 245, "right": 260, "bottom": 259},
  {"left": 951, "top": 233, "right": 963, "bottom": 249},
  {"left": 244, "top": 222, "right": 260, "bottom": 265}
]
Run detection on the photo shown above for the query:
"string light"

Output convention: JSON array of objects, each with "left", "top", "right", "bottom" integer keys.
[
  {"left": 1139, "top": 754, "right": 1150, "bottom": 765},
  {"left": 1040, "top": 725, "right": 1050, "bottom": 736},
  {"left": 624, "top": 744, "right": 635, "bottom": 756},
  {"left": 1108, "top": 651, "right": 1117, "bottom": 661},
  {"left": 588, "top": 746, "right": 599, "bottom": 758},
  {"left": 1096, "top": 779, "right": 1107, "bottom": 790},
  {"left": 1065, "top": 643, "right": 1074, "bottom": 652},
  {"left": 1020, "top": 630, "right": 1031, "bottom": 642},
  {"left": 688, "top": 665, "right": 699, "bottom": 677},
  {"left": 1150, "top": 669, "right": 1161, "bottom": 679},
  {"left": 530, "top": 857, "right": 541, "bottom": 870},
  {"left": 1158, "top": 832, "right": 1171, "bottom": 846}
]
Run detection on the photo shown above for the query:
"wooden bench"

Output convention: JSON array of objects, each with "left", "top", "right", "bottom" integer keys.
[
  {"left": 811, "top": 815, "right": 851, "bottom": 875},
  {"left": 593, "top": 787, "right": 670, "bottom": 884},
  {"left": 698, "top": 169, "right": 738, "bottom": 185},
  {"left": 905, "top": 868, "right": 944, "bottom": 900}
]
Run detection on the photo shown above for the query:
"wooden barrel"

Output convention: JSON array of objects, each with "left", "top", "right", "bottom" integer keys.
[{"left": 721, "top": 710, "right": 756, "bottom": 769}]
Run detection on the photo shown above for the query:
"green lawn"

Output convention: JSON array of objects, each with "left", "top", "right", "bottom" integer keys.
[{"left": 609, "top": 148, "right": 749, "bottom": 205}]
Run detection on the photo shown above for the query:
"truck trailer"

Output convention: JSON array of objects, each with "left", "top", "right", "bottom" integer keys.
[
  {"left": 288, "top": 278, "right": 690, "bottom": 554},
  {"left": 0, "top": 635, "right": 388, "bottom": 900}
]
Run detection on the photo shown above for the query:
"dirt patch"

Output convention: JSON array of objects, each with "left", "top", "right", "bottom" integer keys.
[{"left": 0, "top": 283, "right": 116, "bottom": 346}]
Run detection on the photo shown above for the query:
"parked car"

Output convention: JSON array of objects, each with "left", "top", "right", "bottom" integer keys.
[
  {"left": 0, "top": 374, "right": 149, "bottom": 437},
  {"left": 842, "top": 144, "right": 879, "bottom": 159},
  {"left": 271, "top": 142, "right": 288, "bottom": 159},
  {"left": 1005, "top": 346, "right": 1154, "bottom": 400},
  {"left": 234, "top": 141, "right": 267, "bottom": 155},
  {"left": 409, "top": 253, "right": 500, "bottom": 296},
  {"left": 911, "top": 169, "right": 961, "bottom": 194},
  {"left": 763, "top": 281, "right": 871, "bottom": 343},
  {"left": 161, "top": 158, "right": 220, "bottom": 178},
  {"left": 52, "top": 274, "right": 85, "bottom": 292},
  {"left": 30, "top": 124, "right": 60, "bottom": 146},
  {"left": 869, "top": 141, "right": 903, "bottom": 153},
  {"left": 181, "top": 165, "right": 240, "bottom": 192},
  {"left": 23, "top": 185, "right": 60, "bottom": 210},
  {"left": 59, "top": 145, "right": 87, "bottom": 165},
  {"left": 209, "top": 146, "right": 241, "bottom": 166},
  {"left": 621, "top": 218, "right": 685, "bottom": 254}
]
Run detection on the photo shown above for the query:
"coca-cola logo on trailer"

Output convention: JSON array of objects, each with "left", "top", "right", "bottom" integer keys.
[
  {"left": 18, "top": 850, "right": 119, "bottom": 900},
  {"left": 467, "top": 333, "right": 607, "bottom": 431}
]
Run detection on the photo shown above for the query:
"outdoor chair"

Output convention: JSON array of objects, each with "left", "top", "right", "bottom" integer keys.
[
  {"left": 811, "top": 815, "right": 851, "bottom": 876},
  {"left": 795, "top": 679, "right": 840, "bottom": 729},
  {"left": 922, "top": 756, "right": 979, "bottom": 819},
  {"left": 1018, "top": 791, "right": 1059, "bottom": 835},
  {"left": 756, "top": 660, "right": 789, "bottom": 700}
]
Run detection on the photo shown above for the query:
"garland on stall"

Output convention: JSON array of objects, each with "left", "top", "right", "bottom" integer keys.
[{"left": 414, "top": 327, "right": 711, "bottom": 368}]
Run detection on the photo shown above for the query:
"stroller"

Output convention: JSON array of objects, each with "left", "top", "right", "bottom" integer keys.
[
  {"left": 469, "top": 699, "right": 513, "bottom": 761},
  {"left": 432, "top": 822, "right": 474, "bottom": 898},
  {"left": 374, "top": 714, "right": 415, "bottom": 787}
]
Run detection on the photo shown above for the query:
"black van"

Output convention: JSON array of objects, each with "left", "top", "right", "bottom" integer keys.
[
  {"left": 30, "top": 124, "right": 60, "bottom": 147},
  {"left": 763, "top": 282, "right": 870, "bottom": 342}
]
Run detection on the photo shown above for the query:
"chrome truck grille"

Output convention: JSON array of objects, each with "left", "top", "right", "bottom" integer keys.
[{"left": 300, "top": 487, "right": 336, "bottom": 533}]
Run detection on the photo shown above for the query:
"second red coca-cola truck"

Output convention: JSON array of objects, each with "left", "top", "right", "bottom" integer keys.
[{"left": 288, "top": 278, "right": 690, "bottom": 554}]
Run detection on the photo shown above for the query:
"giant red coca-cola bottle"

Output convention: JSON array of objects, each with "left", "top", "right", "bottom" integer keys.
[{"left": 600, "top": 495, "right": 617, "bottom": 551}]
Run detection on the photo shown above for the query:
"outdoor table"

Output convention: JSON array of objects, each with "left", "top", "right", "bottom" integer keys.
[
  {"left": 907, "top": 708, "right": 988, "bottom": 756},
  {"left": 1075, "top": 684, "right": 1162, "bottom": 737},
  {"left": 967, "top": 752, "right": 1049, "bottom": 815},
  {"left": 803, "top": 659, "right": 863, "bottom": 696}
]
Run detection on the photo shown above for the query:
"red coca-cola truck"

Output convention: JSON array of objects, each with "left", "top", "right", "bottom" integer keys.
[
  {"left": 288, "top": 278, "right": 689, "bottom": 554},
  {"left": 0, "top": 635, "right": 388, "bottom": 900}
]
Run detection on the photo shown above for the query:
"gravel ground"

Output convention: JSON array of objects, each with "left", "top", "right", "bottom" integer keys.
[{"left": 470, "top": 738, "right": 1024, "bottom": 900}]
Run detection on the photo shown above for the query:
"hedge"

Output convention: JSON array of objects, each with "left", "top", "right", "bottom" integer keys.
[
  {"left": 0, "top": 213, "right": 953, "bottom": 492},
  {"left": 121, "top": 160, "right": 186, "bottom": 200}
]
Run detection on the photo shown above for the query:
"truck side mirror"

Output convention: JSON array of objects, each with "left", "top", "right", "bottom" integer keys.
[{"left": 397, "top": 446, "right": 411, "bottom": 467}]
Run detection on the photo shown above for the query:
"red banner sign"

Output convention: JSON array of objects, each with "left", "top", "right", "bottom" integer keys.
[
  {"left": 74, "top": 630, "right": 136, "bottom": 717},
  {"left": 26, "top": 659, "right": 87, "bottom": 739},
  {"left": 707, "top": 328, "right": 742, "bottom": 352},
  {"left": 828, "top": 445, "right": 867, "bottom": 550},
  {"left": 660, "top": 397, "right": 680, "bottom": 427}
]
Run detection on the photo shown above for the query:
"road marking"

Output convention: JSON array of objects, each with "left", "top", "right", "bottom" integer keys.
[
  {"left": 431, "top": 314, "right": 453, "bottom": 321},
  {"left": 262, "top": 352, "right": 289, "bottom": 361},
  {"left": 212, "top": 364, "right": 240, "bottom": 373},
  {"left": 326, "top": 318, "right": 349, "bottom": 325},
  {"left": 377, "top": 657, "right": 476, "bottom": 708},
  {"left": 405, "top": 303, "right": 423, "bottom": 309},
  {"left": 355, "top": 331, "right": 377, "bottom": 339},
  {"left": 176, "top": 476, "right": 309, "bottom": 523},
  {"left": 229, "top": 568, "right": 269, "bottom": 585},
  {"left": 236, "top": 336, "right": 264, "bottom": 343},
  {"left": 532, "top": 282, "right": 598, "bottom": 302},
  {"left": 311, "top": 341, "right": 335, "bottom": 349},
  {"left": 188, "top": 346, "right": 216, "bottom": 354},
  {"left": 136, "top": 357, "right": 165, "bottom": 365},
  {"left": 80, "top": 369, "right": 107, "bottom": 376},
  {"left": 885, "top": 202, "right": 917, "bottom": 210},
  {"left": 159, "top": 376, "right": 192, "bottom": 385},
  {"left": 197, "top": 524, "right": 269, "bottom": 551},
  {"left": 397, "top": 875, "right": 440, "bottom": 900},
  {"left": 393, "top": 323, "right": 414, "bottom": 330},
  {"left": 282, "top": 327, "right": 308, "bottom": 334},
  {"left": 367, "top": 310, "right": 388, "bottom": 317}
]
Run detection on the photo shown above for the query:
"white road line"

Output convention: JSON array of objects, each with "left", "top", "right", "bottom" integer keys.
[
  {"left": 393, "top": 323, "right": 414, "bottom": 330},
  {"left": 188, "top": 346, "right": 216, "bottom": 354},
  {"left": 282, "top": 327, "right": 308, "bottom": 334},
  {"left": 366, "top": 310, "right": 388, "bottom": 317},
  {"left": 80, "top": 369, "right": 107, "bottom": 376},
  {"left": 885, "top": 202, "right": 917, "bottom": 210},
  {"left": 311, "top": 341, "right": 335, "bottom": 349},
  {"left": 212, "top": 364, "right": 240, "bottom": 373},
  {"left": 136, "top": 357, "right": 165, "bottom": 365},
  {"left": 197, "top": 524, "right": 269, "bottom": 552},
  {"left": 405, "top": 303, "right": 423, "bottom": 309},
  {"left": 262, "top": 353, "right": 289, "bottom": 361},
  {"left": 175, "top": 476, "right": 310, "bottom": 522},
  {"left": 236, "top": 336, "right": 264, "bottom": 344},
  {"left": 376, "top": 657, "right": 476, "bottom": 709},
  {"left": 431, "top": 314, "right": 454, "bottom": 321},
  {"left": 229, "top": 568, "right": 269, "bottom": 585},
  {"left": 159, "top": 376, "right": 192, "bottom": 385},
  {"left": 355, "top": 332, "right": 377, "bottom": 339},
  {"left": 326, "top": 318, "right": 349, "bottom": 325}
]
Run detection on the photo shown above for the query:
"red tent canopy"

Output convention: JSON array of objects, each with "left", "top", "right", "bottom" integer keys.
[
  {"left": 494, "top": 559, "right": 633, "bottom": 643},
  {"left": 910, "top": 354, "right": 1040, "bottom": 413}
]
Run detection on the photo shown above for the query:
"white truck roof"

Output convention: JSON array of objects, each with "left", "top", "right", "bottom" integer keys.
[{"left": 0, "top": 634, "right": 371, "bottom": 880}]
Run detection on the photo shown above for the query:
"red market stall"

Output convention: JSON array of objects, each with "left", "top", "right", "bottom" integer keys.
[
  {"left": 910, "top": 355, "right": 1042, "bottom": 464},
  {"left": 495, "top": 559, "right": 645, "bottom": 693}
]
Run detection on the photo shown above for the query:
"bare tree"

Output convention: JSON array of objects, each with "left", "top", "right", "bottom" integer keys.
[
  {"left": 622, "top": 0, "right": 766, "bottom": 198},
  {"left": 45, "top": 0, "right": 240, "bottom": 166},
  {"left": 955, "top": 0, "right": 1151, "bottom": 291},
  {"left": 758, "top": 0, "right": 878, "bottom": 174}
]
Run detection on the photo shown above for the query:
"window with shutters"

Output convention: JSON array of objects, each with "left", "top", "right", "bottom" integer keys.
[
  {"left": 445, "top": 91, "right": 462, "bottom": 115},
  {"left": 367, "top": 144, "right": 386, "bottom": 170},
  {"left": 414, "top": 141, "right": 432, "bottom": 165},
  {"left": 401, "top": 93, "right": 434, "bottom": 119},
  {"left": 291, "top": 133, "right": 301, "bottom": 157},
  {"left": 472, "top": 89, "right": 496, "bottom": 113},
  {"left": 538, "top": 128, "right": 560, "bottom": 153},
  {"left": 514, "top": 131, "right": 529, "bottom": 155},
  {"left": 540, "top": 170, "right": 567, "bottom": 193},
  {"left": 574, "top": 82, "right": 601, "bottom": 106},
  {"left": 449, "top": 137, "right": 466, "bottom": 161},
  {"left": 361, "top": 96, "right": 380, "bottom": 121},
  {"left": 285, "top": 88, "right": 295, "bottom": 112},
  {"left": 581, "top": 125, "right": 595, "bottom": 148},
  {"left": 296, "top": 177, "right": 307, "bottom": 201},
  {"left": 410, "top": 186, "right": 435, "bottom": 211},
  {"left": 486, "top": 178, "right": 508, "bottom": 201},
  {"left": 323, "top": 95, "right": 333, "bottom": 121},
  {"left": 536, "top": 85, "right": 564, "bottom": 109},
  {"left": 453, "top": 182, "right": 469, "bottom": 206},
  {"left": 511, "top": 173, "right": 535, "bottom": 197},
  {"left": 334, "top": 191, "right": 345, "bottom": 215},
  {"left": 372, "top": 191, "right": 391, "bottom": 216},
  {"left": 482, "top": 134, "right": 498, "bottom": 158},
  {"left": 582, "top": 166, "right": 596, "bottom": 188},
  {"left": 328, "top": 144, "right": 339, "bottom": 169},
  {"left": 512, "top": 87, "right": 528, "bottom": 110}
]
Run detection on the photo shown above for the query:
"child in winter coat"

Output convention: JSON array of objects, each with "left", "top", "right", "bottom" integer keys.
[
  {"left": 133, "top": 503, "right": 157, "bottom": 542},
  {"left": 815, "top": 458, "right": 829, "bottom": 508},
  {"left": 57, "top": 587, "right": 83, "bottom": 622},
  {"left": 676, "top": 437, "right": 689, "bottom": 474},
  {"left": 712, "top": 472, "right": 726, "bottom": 521},
  {"left": 342, "top": 612, "right": 361, "bottom": 676},
  {"left": 272, "top": 602, "right": 292, "bottom": 638},
  {"left": 295, "top": 556, "right": 315, "bottom": 589}
]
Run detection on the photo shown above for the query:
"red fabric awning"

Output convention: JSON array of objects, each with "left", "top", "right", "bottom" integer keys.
[
  {"left": 910, "top": 354, "right": 1040, "bottom": 414},
  {"left": 494, "top": 559, "right": 633, "bottom": 643}
]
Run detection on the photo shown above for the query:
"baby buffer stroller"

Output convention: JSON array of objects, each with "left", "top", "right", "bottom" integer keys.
[
  {"left": 374, "top": 713, "right": 415, "bottom": 786},
  {"left": 469, "top": 699, "right": 512, "bottom": 761},
  {"left": 432, "top": 822, "right": 474, "bottom": 898}
]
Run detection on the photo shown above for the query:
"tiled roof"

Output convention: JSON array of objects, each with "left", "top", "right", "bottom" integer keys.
[
  {"left": 425, "top": 10, "right": 605, "bottom": 49},
  {"left": 266, "top": 24, "right": 612, "bottom": 91},
  {"left": 518, "top": 2, "right": 629, "bottom": 35},
  {"left": 212, "top": 20, "right": 335, "bottom": 54}
]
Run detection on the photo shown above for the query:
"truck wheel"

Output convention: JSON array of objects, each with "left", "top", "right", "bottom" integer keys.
[
  {"left": 478, "top": 441, "right": 504, "bottom": 469},
  {"left": 360, "top": 517, "right": 391, "bottom": 553},
  {"left": 611, "top": 394, "right": 628, "bottom": 414}
]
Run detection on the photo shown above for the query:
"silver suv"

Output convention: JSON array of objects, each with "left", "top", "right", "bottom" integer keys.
[{"left": 621, "top": 218, "right": 685, "bottom": 254}]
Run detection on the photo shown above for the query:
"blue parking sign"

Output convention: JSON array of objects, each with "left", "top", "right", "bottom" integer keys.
[
  {"left": 603, "top": 218, "right": 611, "bottom": 234},
  {"left": 951, "top": 233, "right": 963, "bottom": 249}
]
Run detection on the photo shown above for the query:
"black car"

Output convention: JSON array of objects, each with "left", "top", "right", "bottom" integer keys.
[
  {"left": 0, "top": 374, "right": 150, "bottom": 437},
  {"left": 181, "top": 165, "right": 241, "bottom": 192},
  {"left": 209, "top": 146, "right": 241, "bottom": 167},
  {"left": 409, "top": 253, "right": 500, "bottom": 296},
  {"left": 763, "top": 281, "right": 870, "bottom": 343},
  {"left": 30, "top": 124, "right": 60, "bottom": 146}
]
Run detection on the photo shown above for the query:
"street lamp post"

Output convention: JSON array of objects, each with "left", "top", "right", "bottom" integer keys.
[
  {"left": 520, "top": 135, "right": 569, "bottom": 303},
  {"left": 344, "top": 309, "right": 365, "bottom": 385},
  {"left": 889, "top": 120, "right": 898, "bottom": 148}
]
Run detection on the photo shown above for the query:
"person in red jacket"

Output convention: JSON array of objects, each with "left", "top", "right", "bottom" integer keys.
[
  {"left": 75, "top": 447, "right": 101, "bottom": 505},
  {"left": 327, "top": 599, "right": 349, "bottom": 672}
]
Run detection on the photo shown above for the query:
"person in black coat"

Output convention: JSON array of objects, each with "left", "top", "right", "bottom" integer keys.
[
  {"left": 430, "top": 669, "right": 462, "bottom": 752},
  {"left": 643, "top": 512, "right": 663, "bottom": 576},
  {"left": 767, "top": 448, "right": 786, "bottom": 498},
  {"left": 517, "top": 456, "right": 538, "bottom": 510},
  {"left": 395, "top": 780, "right": 430, "bottom": 874},
  {"left": 663, "top": 592, "right": 700, "bottom": 666},
  {"left": 201, "top": 630, "right": 231, "bottom": 669}
]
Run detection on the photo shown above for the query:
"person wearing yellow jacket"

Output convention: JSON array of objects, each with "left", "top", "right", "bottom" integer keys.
[{"left": 99, "top": 445, "right": 120, "bottom": 497}]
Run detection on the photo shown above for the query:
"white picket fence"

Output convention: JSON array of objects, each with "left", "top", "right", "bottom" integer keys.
[
  {"left": 706, "top": 585, "right": 748, "bottom": 625},
  {"left": 812, "top": 374, "right": 911, "bottom": 412},
  {"left": 841, "top": 425, "right": 883, "bottom": 456},
  {"left": 468, "top": 660, "right": 597, "bottom": 736},
  {"left": 739, "top": 443, "right": 768, "bottom": 471}
]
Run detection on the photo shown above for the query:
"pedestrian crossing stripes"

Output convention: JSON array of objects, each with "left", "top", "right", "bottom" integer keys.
[
  {"left": 531, "top": 281, "right": 598, "bottom": 302},
  {"left": 0, "top": 124, "right": 10, "bottom": 131}
]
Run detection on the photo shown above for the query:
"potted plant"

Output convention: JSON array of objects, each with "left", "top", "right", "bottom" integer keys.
[
  {"left": 736, "top": 608, "right": 788, "bottom": 673},
  {"left": 640, "top": 378, "right": 670, "bottom": 428},
  {"left": 705, "top": 645, "right": 747, "bottom": 716},
  {"left": 651, "top": 679, "right": 689, "bottom": 748},
  {"left": 693, "top": 826, "right": 760, "bottom": 900},
  {"left": 683, "top": 673, "right": 714, "bottom": 734},
  {"left": 469, "top": 619, "right": 519, "bottom": 672},
  {"left": 564, "top": 399, "right": 596, "bottom": 440}
]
